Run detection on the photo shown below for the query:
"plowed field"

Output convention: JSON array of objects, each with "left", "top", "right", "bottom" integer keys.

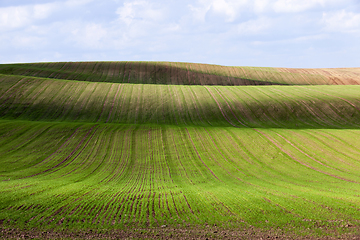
[{"left": 1, "top": 62, "right": 360, "bottom": 239}]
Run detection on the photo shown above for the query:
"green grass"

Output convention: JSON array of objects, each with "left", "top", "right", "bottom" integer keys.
[
  {"left": 1, "top": 62, "right": 360, "bottom": 238},
  {"left": 1, "top": 74, "right": 360, "bottom": 128},
  {"left": 1, "top": 121, "right": 360, "bottom": 235}
]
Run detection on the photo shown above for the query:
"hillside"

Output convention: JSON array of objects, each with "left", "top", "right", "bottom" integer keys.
[
  {"left": 1, "top": 74, "right": 360, "bottom": 128},
  {"left": 1, "top": 62, "right": 360, "bottom": 239},
  {"left": 1, "top": 61, "right": 360, "bottom": 85}
]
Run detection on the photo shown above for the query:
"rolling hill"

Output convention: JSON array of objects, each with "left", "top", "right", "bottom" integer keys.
[{"left": 1, "top": 62, "right": 360, "bottom": 239}]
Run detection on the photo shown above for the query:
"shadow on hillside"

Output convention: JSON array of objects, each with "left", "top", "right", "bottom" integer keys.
[
  {"left": 1, "top": 95, "right": 360, "bottom": 129},
  {"left": 0, "top": 62, "right": 289, "bottom": 86}
]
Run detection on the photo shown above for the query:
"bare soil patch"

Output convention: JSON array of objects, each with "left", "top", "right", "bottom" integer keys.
[{"left": 1, "top": 226, "right": 360, "bottom": 240}]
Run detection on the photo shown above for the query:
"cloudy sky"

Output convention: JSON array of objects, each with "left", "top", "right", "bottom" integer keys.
[{"left": 1, "top": 0, "right": 360, "bottom": 67}]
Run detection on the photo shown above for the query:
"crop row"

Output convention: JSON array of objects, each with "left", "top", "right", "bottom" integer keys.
[
  {"left": 1, "top": 62, "right": 359, "bottom": 85},
  {"left": 1, "top": 75, "right": 360, "bottom": 128},
  {"left": 1, "top": 121, "right": 360, "bottom": 233}
]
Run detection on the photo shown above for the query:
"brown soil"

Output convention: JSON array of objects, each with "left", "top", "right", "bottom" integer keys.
[{"left": 1, "top": 226, "right": 360, "bottom": 240}]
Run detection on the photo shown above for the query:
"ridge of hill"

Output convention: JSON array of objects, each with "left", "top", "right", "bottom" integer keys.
[
  {"left": 1, "top": 61, "right": 360, "bottom": 85},
  {"left": 1, "top": 74, "right": 360, "bottom": 128}
]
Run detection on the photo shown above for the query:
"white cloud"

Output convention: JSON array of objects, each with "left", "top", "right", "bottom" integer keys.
[
  {"left": 0, "top": 4, "right": 57, "bottom": 31},
  {"left": 253, "top": 0, "right": 271, "bottom": 13},
  {"left": 210, "top": 0, "right": 248, "bottom": 22},
  {"left": 116, "top": 1, "right": 165, "bottom": 26},
  {"left": 0, "top": 6, "right": 31, "bottom": 30},
  {"left": 0, "top": 0, "right": 359, "bottom": 67},
  {"left": 0, "top": 0, "right": 93, "bottom": 31},
  {"left": 189, "top": 0, "right": 249, "bottom": 22},
  {"left": 251, "top": 34, "right": 327, "bottom": 46},
  {"left": 69, "top": 23, "right": 108, "bottom": 48},
  {"left": 65, "top": 0, "right": 94, "bottom": 8},
  {"left": 188, "top": 0, "right": 353, "bottom": 21},
  {"left": 236, "top": 17, "right": 272, "bottom": 35},
  {"left": 273, "top": 0, "right": 325, "bottom": 13},
  {"left": 272, "top": 0, "right": 351, "bottom": 13},
  {"left": 322, "top": 10, "right": 360, "bottom": 32}
]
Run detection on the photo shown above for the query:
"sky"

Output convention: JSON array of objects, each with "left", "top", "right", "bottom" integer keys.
[{"left": 0, "top": 0, "right": 360, "bottom": 68}]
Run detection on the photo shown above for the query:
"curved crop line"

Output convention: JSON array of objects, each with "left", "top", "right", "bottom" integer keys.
[
  {"left": 97, "top": 84, "right": 114, "bottom": 122},
  {"left": 99, "top": 128, "right": 131, "bottom": 184},
  {"left": 104, "top": 62, "right": 117, "bottom": 82},
  {"left": 21, "top": 80, "right": 50, "bottom": 106},
  {"left": 115, "top": 83, "right": 134, "bottom": 124},
  {"left": 304, "top": 69, "right": 330, "bottom": 85},
  {"left": 192, "top": 127, "right": 241, "bottom": 180},
  {"left": 160, "top": 128, "right": 173, "bottom": 182},
  {"left": 253, "top": 87, "right": 297, "bottom": 127},
  {"left": 57, "top": 127, "right": 114, "bottom": 179},
  {"left": 212, "top": 86, "right": 249, "bottom": 127},
  {"left": 265, "top": 88, "right": 318, "bottom": 127},
  {"left": 290, "top": 130, "right": 358, "bottom": 168},
  {"left": 255, "top": 129, "right": 360, "bottom": 184},
  {"left": 0, "top": 76, "right": 26, "bottom": 94},
  {"left": 124, "top": 61, "right": 131, "bottom": 84},
  {"left": 63, "top": 82, "right": 91, "bottom": 119},
  {"left": 47, "top": 62, "right": 66, "bottom": 78},
  {"left": 24, "top": 126, "right": 82, "bottom": 168},
  {"left": 172, "top": 86, "right": 191, "bottom": 125},
  {"left": 232, "top": 87, "right": 282, "bottom": 127},
  {"left": 145, "top": 133, "right": 159, "bottom": 226},
  {"left": 326, "top": 101, "right": 359, "bottom": 125},
  {"left": 269, "top": 87, "right": 344, "bottom": 127},
  {"left": 185, "top": 128, "right": 221, "bottom": 181},
  {"left": 305, "top": 87, "right": 360, "bottom": 113},
  {"left": 187, "top": 87, "right": 207, "bottom": 125},
  {"left": 202, "top": 86, "right": 238, "bottom": 127},
  {"left": 189, "top": 87, "right": 214, "bottom": 125},
  {"left": 293, "top": 89, "right": 354, "bottom": 127},
  {"left": 166, "top": 85, "right": 179, "bottom": 125},
  {"left": 0, "top": 78, "right": 31, "bottom": 108},
  {"left": 106, "top": 84, "right": 123, "bottom": 123},
  {"left": 77, "top": 82, "right": 102, "bottom": 121},
  {"left": 123, "top": 170, "right": 148, "bottom": 225},
  {"left": 113, "top": 129, "right": 152, "bottom": 225},
  {"left": 133, "top": 84, "right": 142, "bottom": 124},
  {"left": 4, "top": 125, "right": 54, "bottom": 155},
  {"left": 271, "top": 130, "right": 338, "bottom": 170},
  {"left": 169, "top": 191, "right": 181, "bottom": 218},
  {"left": 185, "top": 64, "right": 192, "bottom": 85},
  {"left": 20, "top": 125, "right": 98, "bottom": 179},
  {"left": 63, "top": 62, "right": 86, "bottom": 81},
  {"left": 37, "top": 83, "right": 69, "bottom": 120},
  {"left": 203, "top": 128, "right": 248, "bottom": 177},
  {"left": 204, "top": 128, "right": 302, "bottom": 191},
  {"left": 221, "top": 129, "right": 258, "bottom": 165},
  {"left": 44, "top": 125, "right": 100, "bottom": 177},
  {"left": 297, "top": 99, "right": 336, "bottom": 127},
  {"left": 102, "top": 192, "right": 123, "bottom": 225},
  {"left": 314, "top": 130, "right": 360, "bottom": 157},
  {"left": 100, "top": 62, "right": 111, "bottom": 82},
  {"left": 220, "top": 88, "right": 255, "bottom": 125},
  {"left": 168, "top": 128, "right": 196, "bottom": 183},
  {"left": 262, "top": 197, "right": 302, "bottom": 218}
]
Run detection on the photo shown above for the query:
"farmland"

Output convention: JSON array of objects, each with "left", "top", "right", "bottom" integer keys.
[{"left": 1, "top": 62, "right": 360, "bottom": 239}]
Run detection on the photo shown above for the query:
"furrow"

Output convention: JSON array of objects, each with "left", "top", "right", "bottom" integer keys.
[
  {"left": 255, "top": 129, "right": 360, "bottom": 184},
  {"left": 185, "top": 128, "right": 221, "bottom": 181}
]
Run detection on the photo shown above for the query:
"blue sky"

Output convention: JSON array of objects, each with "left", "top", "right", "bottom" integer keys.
[{"left": 1, "top": 0, "right": 360, "bottom": 67}]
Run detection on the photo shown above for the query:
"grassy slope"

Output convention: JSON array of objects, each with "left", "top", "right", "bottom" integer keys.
[
  {"left": 1, "top": 61, "right": 360, "bottom": 85},
  {"left": 1, "top": 62, "right": 360, "bottom": 238},
  {"left": 1, "top": 74, "right": 360, "bottom": 128}
]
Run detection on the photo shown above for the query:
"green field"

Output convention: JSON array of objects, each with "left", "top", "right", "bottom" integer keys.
[{"left": 1, "top": 62, "right": 360, "bottom": 239}]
